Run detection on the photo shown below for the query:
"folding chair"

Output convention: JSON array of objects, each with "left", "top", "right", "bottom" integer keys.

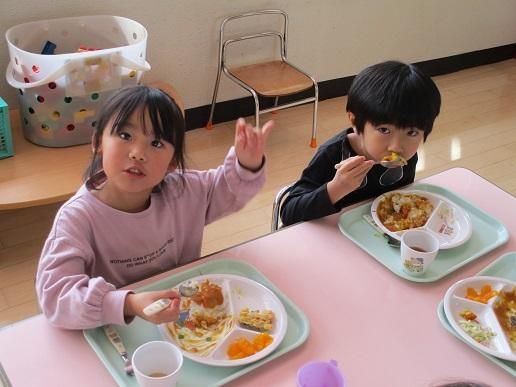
[
  {"left": 207, "top": 10, "right": 319, "bottom": 148},
  {"left": 271, "top": 182, "right": 295, "bottom": 231}
]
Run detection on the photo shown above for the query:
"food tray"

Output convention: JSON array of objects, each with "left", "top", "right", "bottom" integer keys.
[
  {"left": 83, "top": 259, "right": 309, "bottom": 386},
  {"left": 337, "top": 183, "right": 509, "bottom": 282},
  {"left": 437, "top": 252, "right": 516, "bottom": 376}
]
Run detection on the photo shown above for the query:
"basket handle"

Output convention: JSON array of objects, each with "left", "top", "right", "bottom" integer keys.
[{"left": 5, "top": 52, "right": 151, "bottom": 89}]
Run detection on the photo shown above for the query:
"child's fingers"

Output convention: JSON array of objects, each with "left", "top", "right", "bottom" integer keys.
[{"left": 260, "top": 120, "right": 274, "bottom": 143}]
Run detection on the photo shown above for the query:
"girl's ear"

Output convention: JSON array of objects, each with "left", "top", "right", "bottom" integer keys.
[
  {"left": 167, "top": 160, "right": 177, "bottom": 173},
  {"left": 91, "top": 135, "right": 102, "bottom": 154}
]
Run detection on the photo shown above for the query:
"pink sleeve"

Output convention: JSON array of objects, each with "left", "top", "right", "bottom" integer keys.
[
  {"left": 203, "top": 146, "right": 266, "bottom": 224},
  {"left": 36, "top": 237, "right": 132, "bottom": 329}
]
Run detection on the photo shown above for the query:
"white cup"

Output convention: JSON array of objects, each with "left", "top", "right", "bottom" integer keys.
[
  {"left": 132, "top": 341, "right": 183, "bottom": 387},
  {"left": 400, "top": 229, "right": 439, "bottom": 276}
]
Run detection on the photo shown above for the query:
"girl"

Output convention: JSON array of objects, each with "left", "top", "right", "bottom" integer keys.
[{"left": 36, "top": 86, "right": 273, "bottom": 329}]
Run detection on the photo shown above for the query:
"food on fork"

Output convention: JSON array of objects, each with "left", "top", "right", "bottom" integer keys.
[
  {"left": 382, "top": 152, "right": 407, "bottom": 165},
  {"left": 377, "top": 192, "right": 434, "bottom": 232},
  {"left": 239, "top": 308, "right": 275, "bottom": 332}
]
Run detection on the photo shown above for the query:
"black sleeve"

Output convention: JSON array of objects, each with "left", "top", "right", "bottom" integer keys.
[{"left": 280, "top": 141, "right": 341, "bottom": 226}]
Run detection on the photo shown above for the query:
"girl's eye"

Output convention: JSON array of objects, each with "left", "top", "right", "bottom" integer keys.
[
  {"left": 377, "top": 127, "right": 391, "bottom": 134},
  {"left": 151, "top": 139, "right": 164, "bottom": 148},
  {"left": 118, "top": 131, "right": 131, "bottom": 140}
]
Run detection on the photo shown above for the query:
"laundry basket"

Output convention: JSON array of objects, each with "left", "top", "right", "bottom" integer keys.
[{"left": 5, "top": 15, "right": 151, "bottom": 147}]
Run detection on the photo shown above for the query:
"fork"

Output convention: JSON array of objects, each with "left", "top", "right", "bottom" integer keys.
[
  {"left": 362, "top": 214, "right": 401, "bottom": 248},
  {"left": 103, "top": 325, "right": 134, "bottom": 376}
]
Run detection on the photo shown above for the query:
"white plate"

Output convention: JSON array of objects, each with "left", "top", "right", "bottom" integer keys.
[
  {"left": 443, "top": 275, "right": 516, "bottom": 361},
  {"left": 371, "top": 189, "right": 472, "bottom": 249},
  {"left": 158, "top": 274, "right": 288, "bottom": 367}
]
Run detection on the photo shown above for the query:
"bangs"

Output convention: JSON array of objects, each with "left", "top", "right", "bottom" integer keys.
[{"left": 106, "top": 88, "right": 181, "bottom": 145}]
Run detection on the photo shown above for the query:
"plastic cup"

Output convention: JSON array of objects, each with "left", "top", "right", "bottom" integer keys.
[
  {"left": 400, "top": 229, "right": 439, "bottom": 276},
  {"left": 297, "top": 359, "right": 346, "bottom": 387},
  {"left": 132, "top": 341, "right": 183, "bottom": 387}
]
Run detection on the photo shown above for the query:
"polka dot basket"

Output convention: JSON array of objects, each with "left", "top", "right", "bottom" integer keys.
[{"left": 5, "top": 15, "right": 150, "bottom": 147}]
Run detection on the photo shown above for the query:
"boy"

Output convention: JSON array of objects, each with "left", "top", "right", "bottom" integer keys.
[{"left": 281, "top": 60, "right": 441, "bottom": 226}]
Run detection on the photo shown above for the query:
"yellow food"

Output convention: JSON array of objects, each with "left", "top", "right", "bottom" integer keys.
[
  {"left": 239, "top": 308, "right": 274, "bottom": 332},
  {"left": 465, "top": 285, "right": 498, "bottom": 304},
  {"left": 377, "top": 193, "right": 433, "bottom": 232},
  {"left": 493, "top": 286, "right": 516, "bottom": 351},
  {"left": 226, "top": 333, "right": 273, "bottom": 360}
]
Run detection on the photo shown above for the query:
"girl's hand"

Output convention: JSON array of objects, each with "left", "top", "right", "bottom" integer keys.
[
  {"left": 234, "top": 118, "right": 274, "bottom": 171},
  {"left": 327, "top": 156, "right": 374, "bottom": 204},
  {"left": 124, "top": 289, "right": 180, "bottom": 324}
]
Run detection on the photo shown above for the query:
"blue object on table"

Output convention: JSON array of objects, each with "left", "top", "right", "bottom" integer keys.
[
  {"left": 41, "top": 40, "right": 56, "bottom": 55},
  {"left": 0, "top": 97, "right": 14, "bottom": 159}
]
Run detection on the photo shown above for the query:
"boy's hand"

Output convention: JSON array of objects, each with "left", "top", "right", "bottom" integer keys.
[
  {"left": 234, "top": 118, "right": 274, "bottom": 171},
  {"left": 327, "top": 156, "right": 374, "bottom": 204},
  {"left": 124, "top": 289, "right": 180, "bottom": 324}
]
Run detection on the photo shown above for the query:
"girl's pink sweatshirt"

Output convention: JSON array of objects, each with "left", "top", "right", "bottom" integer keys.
[{"left": 36, "top": 147, "right": 265, "bottom": 329}]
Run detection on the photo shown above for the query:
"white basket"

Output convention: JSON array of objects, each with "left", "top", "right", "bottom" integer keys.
[{"left": 5, "top": 15, "right": 151, "bottom": 147}]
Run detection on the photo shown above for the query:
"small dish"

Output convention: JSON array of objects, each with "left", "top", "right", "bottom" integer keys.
[
  {"left": 371, "top": 189, "right": 473, "bottom": 249},
  {"left": 158, "top": 274, "right": 288, "bottom": 367},
  {"left": 443, "top": 275, "right": 516, "bottom": 361}
]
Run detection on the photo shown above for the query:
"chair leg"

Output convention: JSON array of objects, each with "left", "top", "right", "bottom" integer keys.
[
  {"left": 206, "top": 68, "right": 223, "bottom": 130},
  {"left": 253, "top": 92, "right": 260, "bottom": 128},
  {"left": 271, "top": 96, "right": 279, "bottom": 115},
  {"left": 310, "top": 84, "right": 319, "bottom": 148}
]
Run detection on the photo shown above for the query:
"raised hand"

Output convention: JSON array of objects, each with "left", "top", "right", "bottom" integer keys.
[
  {"left": 234, "top": 118, "right": 274, "bottom": 171},
  {"left": 327, "top": 156, "right": 374, "bottom": 204}
]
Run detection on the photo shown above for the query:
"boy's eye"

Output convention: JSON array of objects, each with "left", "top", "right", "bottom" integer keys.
[
  {"left": 118, "top": 131, "right": 131, "bottom": 140},
  {"left": 377, "top": 127, "right": 391, "bottom": 134},
  {"left": 406, "top": 129, "right": 423, "bottom": 137},
  {"left": 151, "top": 139, "right": 164, "bottom": 148}
]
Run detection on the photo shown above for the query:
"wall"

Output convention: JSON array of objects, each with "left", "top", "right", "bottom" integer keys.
[{"left": 0, "top": 0, "right": 515, "bottom": 112}]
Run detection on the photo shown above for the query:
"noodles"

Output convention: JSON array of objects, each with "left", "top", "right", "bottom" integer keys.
[{"left": 167, "top": 315, "right": 235, "bottom": 356}]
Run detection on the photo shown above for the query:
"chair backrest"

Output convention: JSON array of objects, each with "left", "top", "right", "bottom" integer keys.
[
  {"left": 218, "top": 10, "right": 289, "bottom": 69},
  {"left": 271, "top": 182, "right": 295, "bottom": 231}
]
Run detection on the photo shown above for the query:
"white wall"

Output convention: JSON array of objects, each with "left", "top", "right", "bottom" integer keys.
[{"left": 1, "top": 0, "right": 515, "bottom": 110}]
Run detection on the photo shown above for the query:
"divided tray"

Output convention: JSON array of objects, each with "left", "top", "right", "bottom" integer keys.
[
  {"left": 437, "top": 252, "right": 516, "bottom": 376},
  {"left": 338, "top": 183, "right": 509, "bottom": 282},
  {"left": 83, "top": 259, "right": 309, "bottom": 386}
]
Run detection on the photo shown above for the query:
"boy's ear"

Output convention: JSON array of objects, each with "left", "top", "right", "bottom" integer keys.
[{"left": 347, "top": 112, "right": 356, "bottom": 126}]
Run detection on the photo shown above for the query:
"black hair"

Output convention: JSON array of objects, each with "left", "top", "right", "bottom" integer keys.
[
  {"left": 84, "top": 85, "right": 186, "bottom": 191},
  {"left": 346, "top": 60, "right": 441, "bottom": 140}
]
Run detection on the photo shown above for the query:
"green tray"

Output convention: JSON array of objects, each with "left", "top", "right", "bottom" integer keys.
[
  {"left": 83, "top": 259, "right": 309, "bottom": 386},
  {"left": 437, "top": 252, "right": 516, "bottom": 376},
  {"left": 338, "top": 183, "right": 509, "bottom": 282}
]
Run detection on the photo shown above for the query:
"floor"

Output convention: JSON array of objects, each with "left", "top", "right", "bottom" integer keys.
[{"left": 0, "top": 59, "right": 515, "bottom": 327}]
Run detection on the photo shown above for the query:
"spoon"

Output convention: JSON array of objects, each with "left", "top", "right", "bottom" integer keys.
[
  {"left": 178, "top": 282, "right": 198, "bottom": 297},
  {"left": 334, "top": 154, "right": 407, "bottom": 170}
]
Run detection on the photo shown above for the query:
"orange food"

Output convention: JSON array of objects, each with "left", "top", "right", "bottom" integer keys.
[
  {"left": 465, "top": 284, "right": 498, "bottom": 304},
  {"left": 226, "top": 333, "right": 273, "bottom": 360}
]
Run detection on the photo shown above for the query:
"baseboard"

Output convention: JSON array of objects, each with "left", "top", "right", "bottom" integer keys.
[{"left": 184, "top": 43, "right": 516, "bottom": 130}]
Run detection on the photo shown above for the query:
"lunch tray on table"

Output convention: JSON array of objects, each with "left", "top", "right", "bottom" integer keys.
[
  {"left": 83, "top": 259, "right": 309, "bottom": 386},
  {"left": 338, "top": 183, "right": 509, "bottom": 282},
  {"left": 437, "top": 252, "right": 516, "bottom": 376}
]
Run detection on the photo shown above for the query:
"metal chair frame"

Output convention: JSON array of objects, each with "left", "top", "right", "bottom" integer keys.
[
  {"left": 207, "top": 10, "right": 319, "bottom": 147},
  {"left": 271, "top": 182, "right": 295, "bottom": 231}
]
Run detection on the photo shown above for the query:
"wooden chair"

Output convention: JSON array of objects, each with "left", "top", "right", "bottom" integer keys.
[{"left": 206, "top": 10, "right": 319, "bottom": 147}]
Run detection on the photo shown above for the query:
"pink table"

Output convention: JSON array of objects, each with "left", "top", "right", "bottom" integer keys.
[{"left": 0, "top": 168, "right": 514, "bottom": 386}]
